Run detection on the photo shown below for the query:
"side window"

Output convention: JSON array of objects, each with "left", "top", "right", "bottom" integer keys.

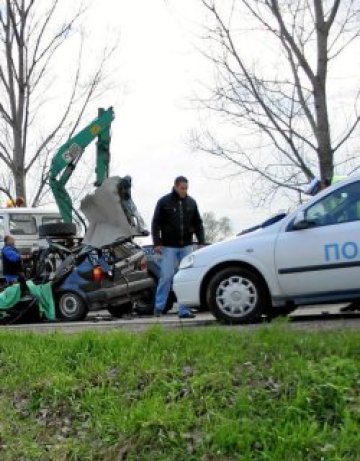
[
  {"left": 9, "top": 214, "right": 37, "bottom": 235},
  {"left": 306, "top": 181, "right": 360, "bottom": 227}
]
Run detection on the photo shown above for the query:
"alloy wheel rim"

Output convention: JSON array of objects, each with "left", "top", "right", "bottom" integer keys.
[{"left": 215, "top": 275, "right": 257, "bottom": 317}]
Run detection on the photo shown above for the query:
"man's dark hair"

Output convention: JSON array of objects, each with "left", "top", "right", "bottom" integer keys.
[
  {"left": 174, "top": 176, "right": 188, "bottom": 186},
  {"left": 4, "top": 235, "right": 12, "bottom": 245}
]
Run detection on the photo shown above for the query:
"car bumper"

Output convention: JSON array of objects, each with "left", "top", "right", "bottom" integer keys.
[
  {"left": 86, "top": 271, "right": 154, "bottom": 310},
  {"left": 173, "top": 267, "right": 205, "bottom": 307}
]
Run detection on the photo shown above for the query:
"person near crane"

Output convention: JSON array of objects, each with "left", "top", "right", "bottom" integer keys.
[{"left": 1, "top": 236, "right": 30, "bottom": 283}]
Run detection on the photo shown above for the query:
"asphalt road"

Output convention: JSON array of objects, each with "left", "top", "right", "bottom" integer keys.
[{"left": 3, "top": 304, "right": 360, "bottom": 334}]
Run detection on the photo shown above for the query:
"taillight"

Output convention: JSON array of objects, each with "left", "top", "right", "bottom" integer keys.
[
  {"left": 140, "top": 256, "right": 147, "bottom": 272},
  {"left": 92, "top": 266, "right": 105, "bottom": 282}
]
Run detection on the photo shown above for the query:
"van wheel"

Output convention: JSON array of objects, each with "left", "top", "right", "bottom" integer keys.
[
  {"left": 206, "top": 267, "right": 266, "bottom": 324},
  {"left": 56, "top": 292, "right": 87, "bottom": 321}
]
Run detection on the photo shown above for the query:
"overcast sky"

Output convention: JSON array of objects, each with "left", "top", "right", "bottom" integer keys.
[
  {"left": 78, "top": 0, "right": 272, "bottom": 234},
  {"left": 12, "top": 0, "right": 357, "bottom": 236}
]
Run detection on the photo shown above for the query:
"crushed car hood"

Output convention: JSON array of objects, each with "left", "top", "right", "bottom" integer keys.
[{"left": 81, "top": 176, "right": 148, "bottom": 248}]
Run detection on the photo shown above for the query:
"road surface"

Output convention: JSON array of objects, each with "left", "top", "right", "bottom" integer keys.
[{"left": 3, "top": 304, "right": 360, "bottom": 334}]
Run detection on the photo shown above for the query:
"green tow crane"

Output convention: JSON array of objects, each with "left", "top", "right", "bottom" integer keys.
[{"left": 49, "top": 107, "right": 115, "bottom": 223}]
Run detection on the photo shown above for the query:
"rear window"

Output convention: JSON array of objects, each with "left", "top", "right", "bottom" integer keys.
[
  {"left": 42, "top": 216, "right": 63, "bottom": 225},
  {"left": 9, "top": 214, "right": 37, "bottom": 235}
]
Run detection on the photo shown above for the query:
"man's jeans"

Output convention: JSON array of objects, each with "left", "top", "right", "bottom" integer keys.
[{"left": 155, "top": 246, "right": 192, "bottom": 316}]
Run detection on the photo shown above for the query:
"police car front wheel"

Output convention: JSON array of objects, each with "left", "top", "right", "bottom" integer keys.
[{"left": 206, "top": 267, "right": 267, "bottom": 324}]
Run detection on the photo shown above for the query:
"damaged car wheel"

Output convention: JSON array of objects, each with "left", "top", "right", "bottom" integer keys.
[
  {"left": 107, "top": 302, "right": 133, "bottom": 318},
  {"left": 56, "top": 292, "right": 87, "bottom": 321},
  {"left": 133, "top": 281, "right": 175, "bottom": 316}
]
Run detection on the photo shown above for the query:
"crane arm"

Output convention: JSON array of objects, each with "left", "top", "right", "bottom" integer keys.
[{"left": 49, "top": 107, "right": 115, "bottom": 223}]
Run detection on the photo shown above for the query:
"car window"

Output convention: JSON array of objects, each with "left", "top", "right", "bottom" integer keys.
[
  {"left": 9, "top": 214, "right": 37, "bottom": 235},
  {"left": 42, "top": 216, "right": 62, "bottom": 225},
  {"left": 305, "top": 181, "right": 360, "bottom": 227}
]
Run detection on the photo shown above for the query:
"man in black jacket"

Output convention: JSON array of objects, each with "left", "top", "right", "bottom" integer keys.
[{"left": 152, "top": 176, "right": 205, "bottom": 318}]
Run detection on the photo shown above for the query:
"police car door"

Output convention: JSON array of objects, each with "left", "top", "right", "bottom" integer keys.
[{"left": 275, "top": 180, "right": 360, "bottom": 298}]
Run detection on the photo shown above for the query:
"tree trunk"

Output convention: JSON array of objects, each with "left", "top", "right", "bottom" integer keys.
[
  {"left": 314, "top": 77, "right": 333, "bottom": 181},
  {"left": 13, "top": 166, "right": 26, "bottom": 202},
  {"left": 314, "top": 1, "right": 333, "bottom": 182},
  {"left": 13, "top": 136, "right": 26, "bottom": 203}
]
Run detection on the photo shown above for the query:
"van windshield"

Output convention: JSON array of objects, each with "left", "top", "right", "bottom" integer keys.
[{"left": 10, "top": 214, "right": 37, "bottom": 235}]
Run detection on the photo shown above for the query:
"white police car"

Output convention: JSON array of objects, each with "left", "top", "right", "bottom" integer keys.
[{"left": 173, "top": 175, "right": 360, "bottom": 324}]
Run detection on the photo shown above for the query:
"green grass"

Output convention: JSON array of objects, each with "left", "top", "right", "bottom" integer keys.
[{"left": 0, "top": 323, "right": 359, "bottom": 460}]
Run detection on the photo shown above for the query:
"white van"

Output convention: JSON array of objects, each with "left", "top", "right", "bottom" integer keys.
[{"left": 0, "top": 208, "right": 62, "bottom": 277}]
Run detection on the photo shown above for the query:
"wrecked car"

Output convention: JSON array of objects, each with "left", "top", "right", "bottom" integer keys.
[{"left": 0, "top": 176, "right": 154, "bottom": 322}]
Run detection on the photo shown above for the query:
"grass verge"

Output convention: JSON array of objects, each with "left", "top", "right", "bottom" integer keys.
[{"left": 0, "top": 323, "right": 359, "bottom": 460}]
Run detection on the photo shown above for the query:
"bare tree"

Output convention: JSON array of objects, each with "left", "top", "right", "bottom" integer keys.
[
  {"left": 194, "top": 0, "right": 360, "bottom": 202},
  {"left": 0, "top": 0, "right": 115, "bottom": 206},
  {"left": 203, "top": 211, "right": 232, "bottom": 242}
]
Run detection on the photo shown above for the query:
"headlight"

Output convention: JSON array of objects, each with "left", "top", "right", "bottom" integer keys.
[{"left": 179, "top": 254, "right": 195, "bottom": 269}]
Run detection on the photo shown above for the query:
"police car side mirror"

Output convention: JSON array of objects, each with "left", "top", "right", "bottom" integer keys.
[{"left": 292, "top": 211, "right": 316, "bottom": 230}]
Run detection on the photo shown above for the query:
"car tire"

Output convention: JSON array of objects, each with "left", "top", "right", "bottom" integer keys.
[
  {"left": 133, "top": 274, "right": 157, "bottom": 316},
  {"left": 39, "top": 223, "right": 77, "bottom": 238},
  {"left": 107, "top": 302, "right": 133, "bottom": 318},
  {"left": 206, "top": 266, "right": 267, "bottom": 324},
  {"left": 133, "top": 276, "right": 175, "bottom": 316},
  {"left": 164, "top": 290, "right": 176, "bottom": 313},
  {"left": 56, "top": 292, "right": 87, "bottom": 321}
]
